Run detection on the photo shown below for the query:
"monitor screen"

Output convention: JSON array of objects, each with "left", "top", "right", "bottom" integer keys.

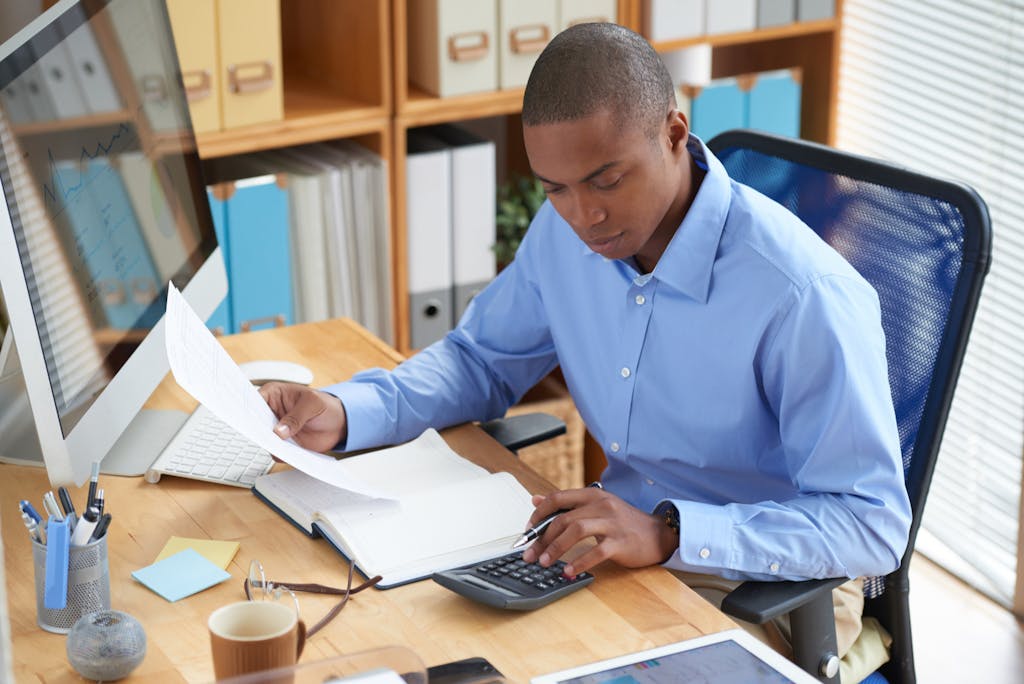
[{"left": 0, "top": 0, "right": 225, "bottom": 485}]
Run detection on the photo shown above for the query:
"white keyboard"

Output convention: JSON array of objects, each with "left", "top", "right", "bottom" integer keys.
[{"left": 145, "top": 405, "right": 274, "bottom": 487}]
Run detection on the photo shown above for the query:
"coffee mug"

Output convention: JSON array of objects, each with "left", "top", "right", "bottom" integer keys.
[{"left": 208, "top": 601, "right": 306, "bottom": 680}]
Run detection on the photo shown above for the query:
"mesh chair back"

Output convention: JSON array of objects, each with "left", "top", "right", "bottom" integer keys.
[{"left": 708, "top": 130, "right": 991, "bottom": 683}]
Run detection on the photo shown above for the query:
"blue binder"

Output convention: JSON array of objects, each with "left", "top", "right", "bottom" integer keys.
[
  {"left": 222, "top": 175, "right": 292, "bottom": 333},
  {"left": 748, "top": 69, "right": 802, "bottom": 138},
  {"left": 205, "top": 187, "right": 232, "bottom": 335},
  {"left": 689, "top": 78, "right": 746, "bottom": 142}
]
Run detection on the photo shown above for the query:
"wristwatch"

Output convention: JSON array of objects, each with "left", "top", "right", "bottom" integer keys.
[{"left": 656, "top": 502, "right": 680, "bottom": 534}]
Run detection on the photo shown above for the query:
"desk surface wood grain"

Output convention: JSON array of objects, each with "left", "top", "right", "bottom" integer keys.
[{"left": 1, "top": 318, "right": 734, "bottom": 682}]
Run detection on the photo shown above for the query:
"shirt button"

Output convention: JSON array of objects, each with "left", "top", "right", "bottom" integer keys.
[
  {"left": 645, "top": 478, "right": 654, "bottom": 486},
  {"left": 620, "top": 367, "right": 631, "bottom": 378},
  {"left": 610, "top": 442, "right": 620, "bottom": 453},
  {"left": 699, "top": 547, "right": 711, "bottom": 560},
  {"left": 635, "top": 294, "right": 646, "bottom": 305},
  {"left": 769, "top": 562, "right": 780, "bottom": 573}
]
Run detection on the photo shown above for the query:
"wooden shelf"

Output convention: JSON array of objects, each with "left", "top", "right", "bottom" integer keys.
[
  {"left": 651, "top": 18, "right": 838, "bottom": 53},
  {"left": 197, "top": 92, "right": 387, "bottom": 159},
  {"left": 398, "top": 86, "right": 526, "bottom": 128}
]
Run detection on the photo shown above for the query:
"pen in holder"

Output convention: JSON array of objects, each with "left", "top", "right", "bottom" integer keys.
[{"left": 32, "top": 534, "right": 111, "bottom": 634}]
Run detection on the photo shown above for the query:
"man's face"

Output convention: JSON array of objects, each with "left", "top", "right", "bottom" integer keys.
[{"left": 523, "top": 108, "right": 686, "bottom": 266}]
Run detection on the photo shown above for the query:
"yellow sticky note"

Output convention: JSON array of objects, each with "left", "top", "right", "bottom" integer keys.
[{"left": 155, "top": 537, "right": 240, "bottom": 570}]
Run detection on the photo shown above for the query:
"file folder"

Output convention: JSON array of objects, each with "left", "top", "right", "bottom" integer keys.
[
  {"left": 689, "top": 78, "right": 746, "bottom": 142},
  {"left": 406, "top": 131, "right": 454, "bottom": 349},
  {"left": 205, "top": 186, "right": 232, "bottom": 334},
  {"left": 424, "top": 124, "right": 497, "bottom": 325},
  {"left": 748, "top": 69, "right": 802, "bottom": 138}
]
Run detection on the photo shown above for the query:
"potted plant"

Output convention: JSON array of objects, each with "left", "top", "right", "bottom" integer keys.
[{"left": 493, "top": 173, "right": 546, "bottom": 269}]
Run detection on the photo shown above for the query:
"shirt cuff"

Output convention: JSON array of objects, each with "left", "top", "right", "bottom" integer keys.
[
  {"left": 657, "top": 498, "right": 735, "bottom": 575},
  {"left": 321, "top": 381, "right": 389, "bottom": 451}
]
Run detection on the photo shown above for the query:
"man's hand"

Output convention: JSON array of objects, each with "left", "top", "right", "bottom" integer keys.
[
  {"left": 258, "top": 382, "right": 348, "bottom": 453},
  {"left": 520, "top": 486, "right": 679, "bottom": 577}
]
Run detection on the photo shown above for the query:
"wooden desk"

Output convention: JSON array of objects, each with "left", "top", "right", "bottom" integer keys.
[{"left": 2, "top": 319, "right": 735, "bottom": 682}]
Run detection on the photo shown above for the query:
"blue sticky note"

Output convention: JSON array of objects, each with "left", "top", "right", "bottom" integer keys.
[{"left": 132, "top": 548, "right": 231, "bottom": 602}]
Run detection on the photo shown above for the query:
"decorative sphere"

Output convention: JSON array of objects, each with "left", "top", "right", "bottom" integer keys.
[{"left": 66, "top": 610, "right": 147, "bottom": 681}]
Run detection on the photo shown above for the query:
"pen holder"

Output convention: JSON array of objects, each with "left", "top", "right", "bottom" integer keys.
[{"left": 32, "top": 535, "right": 111, "bottom": 634}]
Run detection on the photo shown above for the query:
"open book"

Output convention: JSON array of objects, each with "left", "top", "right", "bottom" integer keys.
[{"left": 252, "top": 429, "right": 536, "bottom": 588}]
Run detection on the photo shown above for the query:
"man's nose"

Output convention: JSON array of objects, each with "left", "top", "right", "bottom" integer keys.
[{"left": 568, "top": 192, "right": 607, "bottom": 229}]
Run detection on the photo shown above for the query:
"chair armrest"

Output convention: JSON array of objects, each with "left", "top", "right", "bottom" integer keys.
[
  {"left": 478, "top": 412, "right": 566, "bottom": 453},
  {"left": 721, "top": 577, "right": 846, "bottom": 624},
  {"left": 722, "top": 578, "right": 847, "bottom": 683}
]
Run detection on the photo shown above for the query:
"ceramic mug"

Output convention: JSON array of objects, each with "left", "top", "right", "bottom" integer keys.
[{"left": 208, "top": 601, "right": 306, "bottom": 680}]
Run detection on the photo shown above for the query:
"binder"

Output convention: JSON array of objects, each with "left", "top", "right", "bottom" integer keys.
[
  {"left": 205, "top": 186, "right": 232, "bottom": 335},
  {"left": 689, "top": 77, "right": 746, "bottom": 142},
  {"left": 748, "top": 69, "right": 802, "bottom": 138},
  {"left": 757, "top": 0, "right": 796, "bottom": 28},
  {"left": 36, "top": 42, "right": 88, "bottom": 120},
  {"left": 798, "top": 0, "right": 835, "bottom": 21},
  {"left": 705, "top": 0, "right": 756, "bottom": 35},
  {"left": 406, "top": 131, "right": 453, "bottom": 349},
  {"left": 558, "top": 0, "right": 617, "bottom": 31},
  {"left": 644, "top": 0, "right": 704, "bottom": 42},
  {"left": 59, "top": 6, "right": 121, "bottom": 115},
  {"left": 424, "top": 124, "right": 496, "bottom": 325},
  {"left": 497, "top": 0, "right": 557, "bottom": 89},
  {"left": 20, "top": 61, "right": 56, "bottom": 123}
]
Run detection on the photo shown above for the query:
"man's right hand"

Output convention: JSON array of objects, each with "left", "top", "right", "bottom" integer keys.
[{"left": 258, "top": 382, "right": 348, "bottom": 453}]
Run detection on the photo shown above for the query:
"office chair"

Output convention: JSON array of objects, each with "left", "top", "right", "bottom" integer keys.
[{"left": 706, "top": 130, "right": 992, "bottom": 683}]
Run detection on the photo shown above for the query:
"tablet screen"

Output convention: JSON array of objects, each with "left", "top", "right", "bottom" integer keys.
[{"left": 555, "top": 640, "right": 796, "bottom": 684}]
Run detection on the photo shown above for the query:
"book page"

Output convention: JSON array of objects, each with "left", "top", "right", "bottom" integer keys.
[{"left": 328, "top": 471, "right": 534, "bottom": 584}]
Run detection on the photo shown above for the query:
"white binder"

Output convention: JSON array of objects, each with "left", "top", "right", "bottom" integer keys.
[
  {"left": 406, "top": 131, "right": 453, "bottom": 349},
  {"left": 644, "top": 0, "right": 704, "bottom": 42},
  {"left": 61, "top": 21, "right": 121, "bottom": 114},
  {"left": 426, "top": 124, "right": 496, "bottom": 325},
  {"left": 706, "top": 0, "right": 757, "bottom": 35},
  {"left": 36, "top": 42, "right": 88, "bottom": 120}
]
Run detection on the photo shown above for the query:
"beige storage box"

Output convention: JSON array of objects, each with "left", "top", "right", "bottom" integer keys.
[
  {"left": 497, "top": 0, "right": 556, "bottom": 90},
  {"left": 217, "top": 0, "right": 284, "bottom": 128},
  {"left": 165, "top": 0, "right": 222, "bottom": 133},
  {"left": 408, "top": 0, "right": 499, "bottom": 98}
]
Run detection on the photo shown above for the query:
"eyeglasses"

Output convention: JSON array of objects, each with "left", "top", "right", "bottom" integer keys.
[{"left": 244, "top": 559, "right": 382, "bottom": 638}]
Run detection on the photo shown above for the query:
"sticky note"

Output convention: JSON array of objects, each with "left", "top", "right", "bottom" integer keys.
[
  {"left": 155, "top": 536, "right": 240, "bottom": 569},
  {"left": 132, "top": 548, "right": 231, "bottom": 602}
]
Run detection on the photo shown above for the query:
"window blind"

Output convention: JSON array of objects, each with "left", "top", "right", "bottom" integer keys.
[{"left": 836, "top": 0, "right": 1023, "bottom": 607}]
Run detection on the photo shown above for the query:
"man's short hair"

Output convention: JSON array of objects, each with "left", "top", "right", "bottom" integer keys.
[{"left": 522, "top": 22, "right": 675, "bottom": 139}]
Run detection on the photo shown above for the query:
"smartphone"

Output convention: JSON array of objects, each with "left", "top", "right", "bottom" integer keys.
[{"left": 425, "top": 657, "right": 506, "bottom": 684}]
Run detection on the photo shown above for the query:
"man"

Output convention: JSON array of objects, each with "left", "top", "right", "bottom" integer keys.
[{"left": 261, "top": 22, "right": 910, "bottom": 680}]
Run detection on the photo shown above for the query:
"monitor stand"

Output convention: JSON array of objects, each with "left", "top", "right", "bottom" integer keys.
[{"left": 0, "top": 337, "right": 189, "bottom": 477}]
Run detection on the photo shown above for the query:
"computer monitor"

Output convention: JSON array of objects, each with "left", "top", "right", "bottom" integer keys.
[{"left": 0, "top": 0, "right": 227, "bottom": 486}]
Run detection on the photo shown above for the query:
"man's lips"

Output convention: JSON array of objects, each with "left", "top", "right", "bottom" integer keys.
[{"left": 587, "top": 232, "right": 623, "bottom": 253}]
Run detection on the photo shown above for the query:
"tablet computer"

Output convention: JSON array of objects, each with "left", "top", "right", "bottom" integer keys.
[{"left": 530, "top": 628, "right": 820, "bottom": 684}]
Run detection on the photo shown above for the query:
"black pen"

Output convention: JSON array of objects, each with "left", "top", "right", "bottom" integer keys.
[
  {"left": 57, "top": 486, "right": 77, "bottom": 521},
  {"left": 94, "top": 488, "right": 105, "bottom": 517},
  {"left": 89, "top": 513, "right": 112, "bottom": 543},
  {"left": 86, "top": 462, "right": 100, "bottom": 511},
  {"left": 512, "top": 481, "right": 603, "bottom": 549}
]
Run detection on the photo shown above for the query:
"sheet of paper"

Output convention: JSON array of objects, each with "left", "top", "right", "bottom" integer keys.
[
  {"left": 164, "top": 284, "right": 393, "bottom": 499},
  {"left": 155, "top": 536, "right": 240, "bottom": 569},
  {"left": 131, "top": 548, "right": 230, "bottom": 602}
]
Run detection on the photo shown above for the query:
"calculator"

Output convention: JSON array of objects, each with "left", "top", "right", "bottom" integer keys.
[{"left": 431, "top": 551, "right": 594, "bottom": 610}]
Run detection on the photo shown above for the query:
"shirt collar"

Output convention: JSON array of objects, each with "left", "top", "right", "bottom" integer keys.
[{"left": 648, "top": 135, "right": 732, "bottom": 303}]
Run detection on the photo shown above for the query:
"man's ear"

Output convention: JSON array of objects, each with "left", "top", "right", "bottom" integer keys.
[{"left": 665, "top": 109, "right": 689, "bottom": 153}]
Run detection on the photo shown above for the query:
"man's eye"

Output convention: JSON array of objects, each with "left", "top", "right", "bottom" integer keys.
[
  {"left": 594, "top": 176, "right": 623, "bottom": 191},
  {"left": 543, "top": 186, "right": 565, "bottom": 195}
]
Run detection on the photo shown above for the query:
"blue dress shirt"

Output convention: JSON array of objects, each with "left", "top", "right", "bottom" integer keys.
[{"left": 327, "top": 136, "right": 912, "bottom": 582}]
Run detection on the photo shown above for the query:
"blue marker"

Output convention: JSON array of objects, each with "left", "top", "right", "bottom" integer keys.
[{"left": 19, "top": 500, "right": 41, "bottom": 524}]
